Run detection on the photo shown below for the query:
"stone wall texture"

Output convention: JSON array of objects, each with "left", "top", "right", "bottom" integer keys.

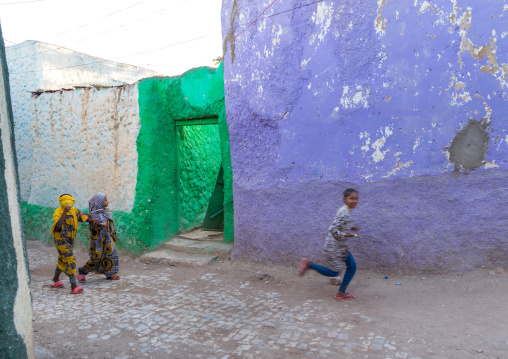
[
  {"left": 221, "top": 0, "right": 508, "bottom": 271},
  {"left": 6, "top": 41, "right": 160, "bottom": 202},
  {"left": 27, "top": 85, "right": 140, "bottom": 211}
]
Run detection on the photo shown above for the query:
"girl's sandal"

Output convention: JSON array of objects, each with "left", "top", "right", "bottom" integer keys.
[
  {"left": 298, "top": 258, "right": 308, "bottom": 276},
  {"left": 106, "top": 275, "right": 120, "bottom": 280},
  {"left": 51, "top": 281, "right": 64, "bottom": 288},
  {"left": 334, "top": 293, "right": 356, "bottom": 300},
  {"left": 70, "top": 286, "right": 84, "bottom": 294},
  {"left": 76, "top": 274, "right": 86, "bottom": 283}
]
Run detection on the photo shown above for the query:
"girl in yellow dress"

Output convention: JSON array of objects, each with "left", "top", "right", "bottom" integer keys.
[{"left": 51, "top": 194, "right": 97, "bottom": 294}]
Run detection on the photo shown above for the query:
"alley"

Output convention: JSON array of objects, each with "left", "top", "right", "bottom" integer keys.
[{"left": 28, "top": 240, "right": 507, "bottom": 359}]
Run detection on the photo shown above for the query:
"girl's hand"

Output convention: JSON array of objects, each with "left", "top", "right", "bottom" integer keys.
[
  {"left": 64, "top": 204, "right": 71, "bottom": 213},
  {"left": 351, "top": 226, "right": 360, "bottom": 231},
  {"left": 346, "top": 233, "right": 362, "bottom": 238},
  {"left": 89, "top": 218, "right": 99, "bottom": 224},
  {"left": 100, "top": 222, "right": 107, "bottom": 227}
]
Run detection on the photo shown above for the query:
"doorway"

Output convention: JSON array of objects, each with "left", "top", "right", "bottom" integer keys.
[{"left": 176, "top": 117, "right": 223, "bottom": 234}]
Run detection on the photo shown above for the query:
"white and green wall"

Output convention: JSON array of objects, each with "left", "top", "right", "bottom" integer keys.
[{"left": 18, "top": 65, "right": 233, "bottom": 252}]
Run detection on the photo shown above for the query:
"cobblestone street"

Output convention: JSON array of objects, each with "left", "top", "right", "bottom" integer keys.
[{"left": 28, "top": 241, "right": 508, "bottom": 359}]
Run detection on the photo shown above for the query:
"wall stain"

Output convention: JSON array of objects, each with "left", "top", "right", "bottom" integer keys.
[
  {"left": 33, "top": 101, "right": 38, "bottom": 135},
  {"left": 222, "top": 0, "right": 239, "bottom": 63},
  {"left": 81, "top": 88, "right": 90, "bottom": 128},
  {"left": 112, "top": 87, "right": 123, "bottom": 185},
  {"left": 49, "top": 96, "right": 54, "bottom": 133},
  {"left": 448, "top": 119, "right": 490, "bottom": 175}
]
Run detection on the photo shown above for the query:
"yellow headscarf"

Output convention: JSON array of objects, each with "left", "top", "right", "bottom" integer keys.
[{"left": 51, "top": 195, "right": 79, "bottom": 235}]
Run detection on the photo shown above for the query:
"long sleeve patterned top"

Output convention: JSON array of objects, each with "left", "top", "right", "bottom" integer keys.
[{"left": 323, "top": 205, "right": 353, "bottom": 271}]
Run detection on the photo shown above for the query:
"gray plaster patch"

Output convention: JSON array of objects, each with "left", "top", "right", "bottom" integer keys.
[{"left": 448, "top": 119, "right": 489, "bottom": 174}]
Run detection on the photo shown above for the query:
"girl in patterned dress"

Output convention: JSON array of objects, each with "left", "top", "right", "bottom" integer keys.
[
  {"left": 298, "top": 189, "right": 360, "bottom": 300},
  {"left": 77, "top": 193, "right": 120, "bottom": 282},
  {"left": 51, "top": 194, "right": 98, "bottom": 294}
]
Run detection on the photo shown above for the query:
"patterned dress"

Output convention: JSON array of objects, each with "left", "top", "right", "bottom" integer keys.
[
  {"left": 323, "top": 205, "right": 353, "bottom": 272},
  {"left": 79, "top": 194, "right": 119, "bottom": 278},
  {"left": 53, "top": 208, "right": 88, "bottom": 281}
]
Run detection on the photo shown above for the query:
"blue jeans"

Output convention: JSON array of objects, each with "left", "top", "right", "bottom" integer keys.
[{"left": 308, "top": 253, "right": 357, "bottom": 293}]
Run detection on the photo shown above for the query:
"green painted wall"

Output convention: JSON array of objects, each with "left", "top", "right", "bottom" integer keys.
[
  {"left": 217, "top": 91, "right": 234, "bottom": 242},
  {"left": 0, "top": 151, "right": 28, "bottom": 359},
  {"left": 178, "top": 124, "right": 221, "bottom": 232},
  {"left": 21, "top": 64, "right": 233, "bottom": 253},
  {"left": 0, "top": 25, "right": 30, "bottom": 358},
  {"left": 135, "top": 64, "right": 233, "bottom": 246}
]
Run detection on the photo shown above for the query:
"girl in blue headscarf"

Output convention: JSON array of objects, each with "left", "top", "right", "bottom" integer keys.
[{"left": 77, "top": 193, "right": 120, "bottom": 282}]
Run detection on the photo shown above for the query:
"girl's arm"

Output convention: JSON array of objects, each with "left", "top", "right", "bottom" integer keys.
[
  {"left": 77, "top": 210, "right": 98, "bottom": 224},
  {"left": 329, "top": 212, "right": 357, "bottom": 239},
  {"left": 54, "top": 204, "right": 71, "bottom": 231},
  {"left": 110, "top": 220, "right": 118, "bottom": 242}
]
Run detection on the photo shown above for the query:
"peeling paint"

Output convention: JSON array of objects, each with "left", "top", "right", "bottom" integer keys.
[
  {"left": 371, "top": 126, "right": 393, "bottom": 162},
  {"left": 375, "top": 0, "right": 387, "bottom": 36},
  {"left": 383, "top": 160, "right": 413, "bottom": 178},
  {"left": 454, "top": 82, "right": 466, "bottom": 91},
  {"left": 340, "top": 85, "right": 370, "bottom": 109},
  {"left": 484, "top": 160, "right": 499, "bottom": 169},
  {"left": 271, "top": 24, "right": 283, "bottom": 47},
  {"left": 418, "top": 1, "right": 432, "bottom": 15},
  {"left": 310, "top": 2, "right": 333, "bottom": 45},
  {"left": 301, "top": 57, "right": 311, "bottom": 68},
  {"left": 448, "top": 4, "right": 508, "bottom": 88},
  {"left": 413, "top": 137, "right": 421, "bottom": 151},
  {"left": 360, "top": 131, "right": 371, "bottom": 152},
  {"left": 483, "top": 101, "right": 492, "bottom": 118}
]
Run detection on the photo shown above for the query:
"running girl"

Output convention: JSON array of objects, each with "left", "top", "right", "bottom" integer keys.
[{"left": 298, "top": 188, "right": 360, "bottom": 299}]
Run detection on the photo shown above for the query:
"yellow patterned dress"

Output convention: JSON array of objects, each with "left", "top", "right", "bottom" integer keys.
[{"left": 52, "top": 195, "right": 89, "bottom": 283}]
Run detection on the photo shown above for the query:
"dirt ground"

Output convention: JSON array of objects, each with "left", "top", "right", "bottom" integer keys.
[{"left": 28, "top": 240, "right": 508, "bottom": 359}]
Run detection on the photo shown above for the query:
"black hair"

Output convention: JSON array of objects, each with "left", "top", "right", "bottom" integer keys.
[
  {"left": 59, "top": 194, "right": 72, "bottom": 197},
  {"left": 343, "top": 188, "right": 358, "bottom": 198}
]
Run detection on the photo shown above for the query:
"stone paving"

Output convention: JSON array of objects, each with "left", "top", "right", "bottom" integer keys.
[
  {"left": 31, "top": 270, "right": 415, "bottom": 358},
  {"left": 29, "top": 240, "right": 508, "bottom": 359},
  {"left": 28, "top": 243, "right": 418, "bottom": 359}
]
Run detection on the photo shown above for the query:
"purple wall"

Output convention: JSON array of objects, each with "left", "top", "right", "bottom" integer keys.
[{"left": 221, "top": 0, "right": 508, "bottom": 272}]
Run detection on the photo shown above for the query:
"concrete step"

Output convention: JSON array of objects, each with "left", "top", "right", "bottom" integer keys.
[
  {"left": 164, "top": 237, "right": 233, "bottom": 257},
  {"left": 139, "top": 249, "right": 218, "bottom": 267},
  {"left": 178, "top": 229, "right": 224, "bottom": 241}
]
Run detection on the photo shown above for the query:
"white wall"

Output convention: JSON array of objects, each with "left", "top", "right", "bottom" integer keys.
[
  {"left": 28, "top": 84, "right": 140, "bottom": 211},
  {"left": 6, "top": 41, "right": 158, "bottom": 205}
]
